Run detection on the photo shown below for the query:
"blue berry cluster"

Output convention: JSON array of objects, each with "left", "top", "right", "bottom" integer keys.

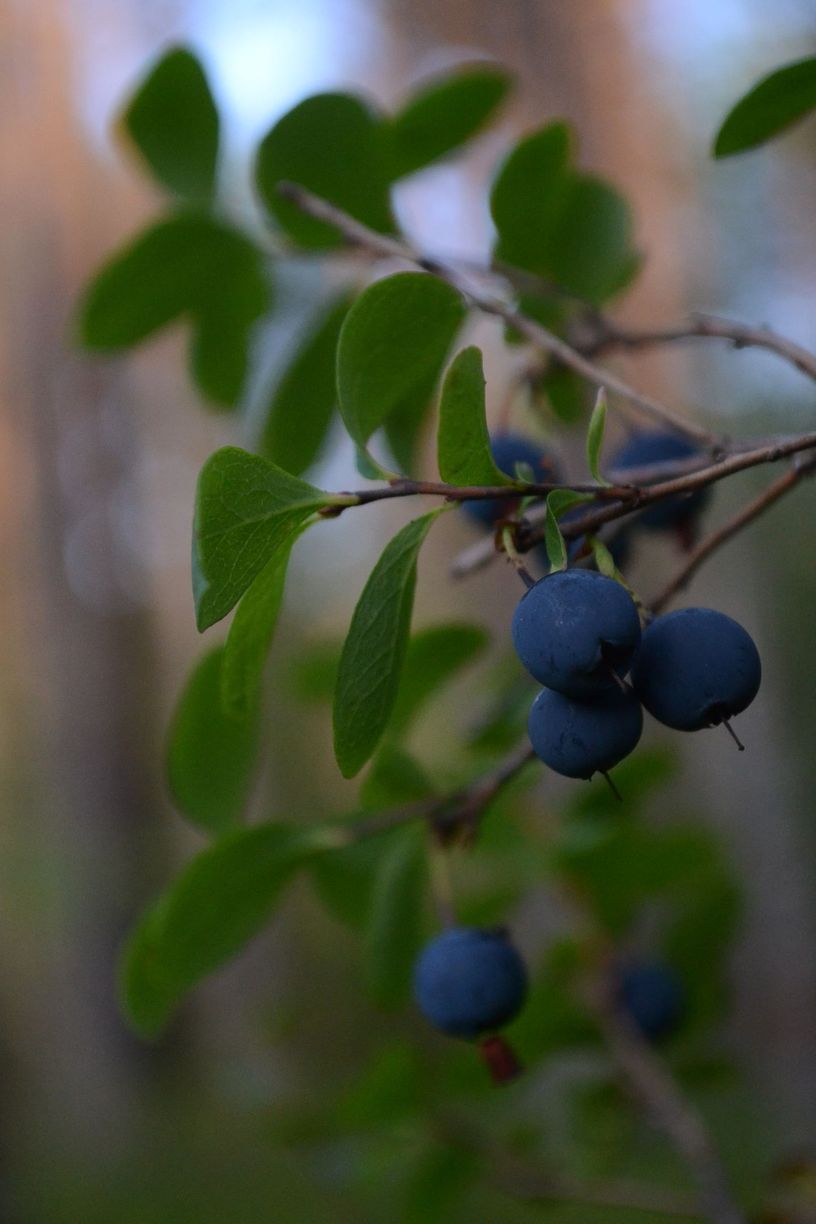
[{"left": 512, "top": 572, "right": 761, "bottom": 782}]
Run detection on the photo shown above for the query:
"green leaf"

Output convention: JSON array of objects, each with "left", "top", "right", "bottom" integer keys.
[
  {"left": 260, "top": 294, "right": 350, "bottom": 475},
  {"left": 221, "top": 527, "right": 306, "bottom": 718},
  {"left": 312, "top": 749, "right": 434, "bottom": 929},
  {"left": 166, "top": 645, "right": 260, "bottom": 836},
  {"left": 544, "top": 174, "right": 640, "bottom": 303},
  {"left": 119, "top": 47, "right": 219, "bottom": 202},
  {"left": 333, "top": 510, "right": 444, "bottom": 778},
  {"left": 586, "top": 388, "right": 611, "bottom": 485},
  {"left": 78, "top": 212, "right": 270, "bottom": 407},
  {"left": 364, "top": 824, "right": 428, "bottom": 1007},
  {"left": 490, "top": 123, "right": 573, "bottom": 269},
  {"left": 491, "top": 127, "right": 639, "bottom": 304},
  {"left": 589, "top": 536, "right": 617, "bottom": 580},
  {"left": 193, "top": 447, "right": 329, "bottom": 630},
  {"left": 713, "top": 56, "right": 816, "bottom": 157},
  {"left": 544, "top": 489, "right": 593, "bottom": 572},
  {"left": 390, "top": 622, "right": 489, "bottom": 734},
  {"left": 386, "top": 65, "right": 512, "bottom": 180},
  {"left": 436, "top": 347, "right": 514, "bottom": 487},
  {"left": 289, "top": 637, "right": 342, "bottom": 702},
  {"left": 555, "top": 821, "right": 721, "bottom": 936},
  {"left": 121, "top": 822, "right": 335, "bottom": 1035},
  {"left": 382, "top": 369, "right": 441, "bottom": 476},
  {"left": 336, "top": 273, "right": 466, "bottom": 459},
  {"left": 255, "top": 93, "right": 394, "bottom": 248},
  {"left": 360, "top": 744, "right": 437, "bottom": 809}
]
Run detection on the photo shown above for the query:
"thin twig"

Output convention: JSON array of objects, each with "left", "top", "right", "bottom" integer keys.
[
  {"left": 491, "top": 1157, "right": 702, "bottom": 1219},
  {"left": 651, "top": 458, "right": 816, "bottom": 612},
  {"left": 582, "top": 312, "right": 816, "bottom": 385},
  {"left": 586, "top": 982, "right": 746, "bottom": 1224},
  {"left": 277, "top": 182, "right": 720, "bottom": 447},
  {"left": 343, "top": 741, "right": 536, "bottom": 844}
]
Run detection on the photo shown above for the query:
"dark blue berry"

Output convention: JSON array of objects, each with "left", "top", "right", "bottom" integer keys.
[
  {"left": 527, "top": 686, "right": 643, "bottom": 779},
  {"left": 512, "top": 569, "right": 642, "bottom": 697},
  {"left": 464, "top": 432, "right": 561, "bottom": 527},
  {"left": 610, "top": 431, "right": 710, "bottom": 531},
  {"left": 617, "top": 961, "right": 685, "bottom": 1041},
  {"left": 632, "top": 608, "right": 761, "bottom": 732},
  {"left": 413, "top": 927, "right": 528, "bottom": 1039}
]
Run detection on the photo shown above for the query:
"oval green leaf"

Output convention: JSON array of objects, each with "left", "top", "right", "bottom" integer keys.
[
  {"left": 490, "top": 123, "right": 573, "bottom": 269},
  {"left": 255, "top": 93, "right": 394, "bottom": 248},
  {"left": 386, "top": 65, "right": 512, "bottom": 180},
  {"left": 437, "top": 346, "right": 514, "bottom": 487},
  {"left": 221, "top": 526, "right": 306, "bottom": 718},
  {"left": 333, "top": 510, "right": 444, "bottom": 778},
  {"left": 119, "top": 46, "right": 219, "bottom": 202},
  {"left": 260, "top": 294, "right": 350, "bottom": 475},
  {"left": 166, "top": 645, "right": 260, "bottom": 836},
  {"left": 193, "top": 447, "right": 329, "bottom": 631},
  {"left": 585, "top": 387, "right": 611, "bottom": 486},
  {"left": 120, "top": 823, "right": 336, "bottom": 1036},
  {"left": 78, "top": 212, "right": 270, "bottom": 408},
  {"left": 364, "top": 824, "right": 428, "bottom": 1007},
  {"left": 337, "top": 272, "right": 465, "bottom": 456},
  {"left": 713, "top": 56, "right": 816, "bottom": 157}
]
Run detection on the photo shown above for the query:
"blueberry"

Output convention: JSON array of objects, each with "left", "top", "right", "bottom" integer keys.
[
  {"left": 610, "top": 431, "right": 710, "bottom": 531},
  {"left": 413, "top": 927, "right": 528, "bottom": 1039},
  {"left": 617, "top": 961, "right": 685, "bottom": 1041},
  {"left": 632, "top": 608, "right": 761, "bottom": 732},
  {"left": 527, "top": 686, "right": 643, "bottom": 780},
  {"left": 512, "top": 569, "right": 642, "bottom": 697},
  {"left": 464, "top": 431, "right": 561, "bottom": 528}
]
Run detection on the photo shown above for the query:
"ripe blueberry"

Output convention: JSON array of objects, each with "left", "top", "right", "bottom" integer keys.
[
  {"left": 610, "top": 431, "right": 710, "bottom": 531},
  {"left": 527, "top": 686, "right": 643, "bottom": 780},
  {"left": 512, "top": 569, "right": 642, "bottom": 697},
  {"left": 631, "top": 608, "right": 761, "bottom": 733},
  {"left": 413, "top": 927, "right": 528, "bottom": 1039},
  {"left": 617, "top": 961, "right": 685, "bottom": 1041},
  {"left": 464, "top": 431, "right": 561, "bottom": 527}
]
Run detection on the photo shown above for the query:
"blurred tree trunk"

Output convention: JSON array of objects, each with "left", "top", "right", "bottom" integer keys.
[{"left": 0, "top": 0, "right": 177, "bottom": 1162}]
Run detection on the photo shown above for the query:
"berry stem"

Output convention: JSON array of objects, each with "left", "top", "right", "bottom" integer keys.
[
  {"left": 600, "top": 771, "right": 623, "bottom": 801},
  {"left": 501, "top": 526, "right": 536, "bottom": 589},
  {"left": 720, "top": 719, "right": 745, "bottom": 752}
]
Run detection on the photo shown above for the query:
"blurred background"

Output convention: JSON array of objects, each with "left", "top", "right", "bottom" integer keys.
[{"left": 5, "top": 0, "right": 816, "bottom": 1219}]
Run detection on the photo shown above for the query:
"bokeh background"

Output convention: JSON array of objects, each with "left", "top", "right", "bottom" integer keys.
[{"left": 5, "top": 0, "right": 816, "bottom": 1219}]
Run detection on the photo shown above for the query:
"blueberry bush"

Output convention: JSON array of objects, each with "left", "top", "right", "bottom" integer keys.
[{"left": 77, "top": 46, "right": 816, "bottom": 1224}]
